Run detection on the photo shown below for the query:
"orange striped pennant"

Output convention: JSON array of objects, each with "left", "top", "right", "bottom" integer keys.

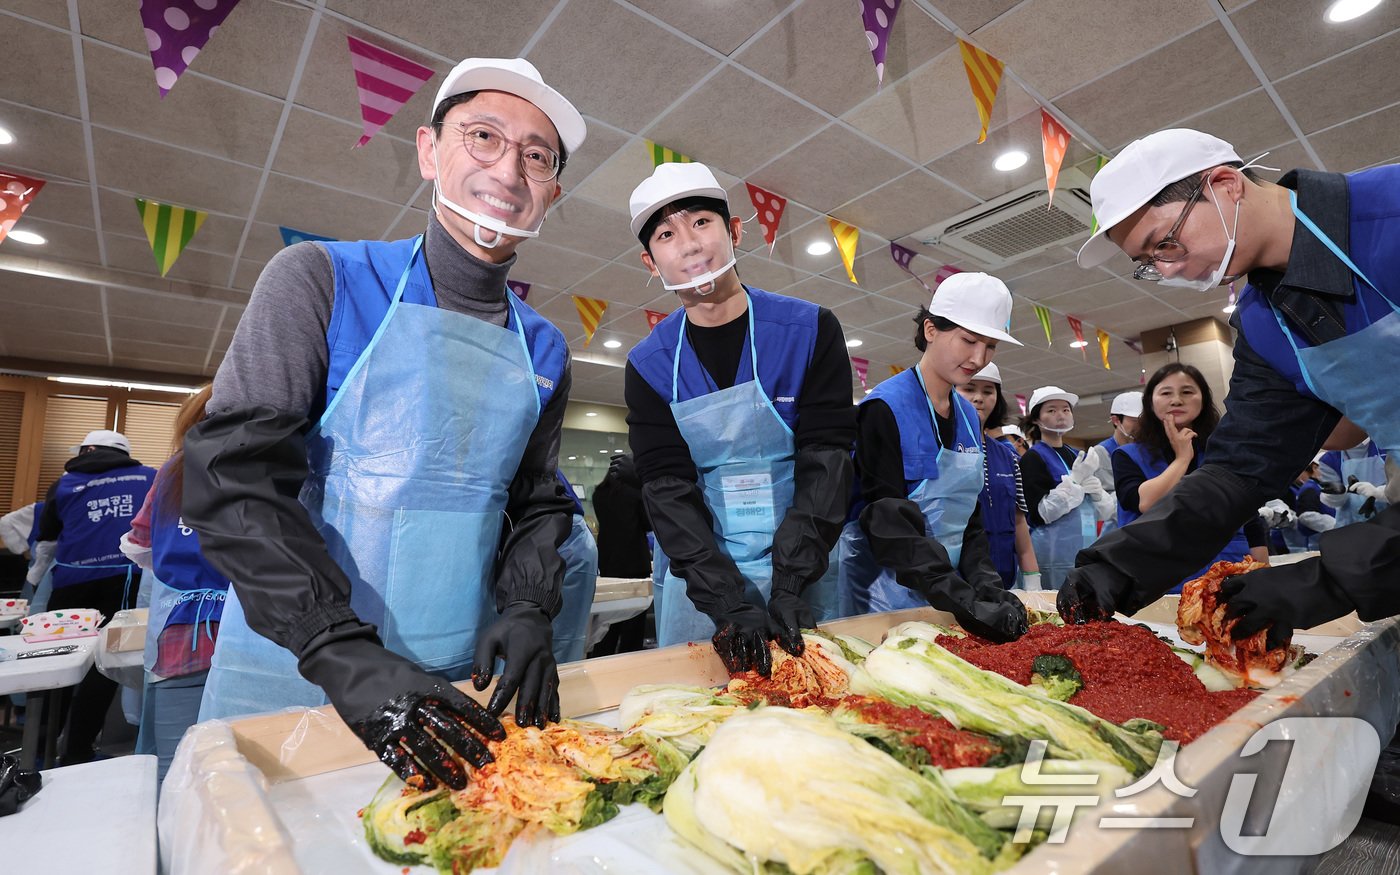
[
  {"left": 958, "top": 39, "right": 1006, "bottom": 144},
  {"left": 572, "top": 295, "right": 608, "bottom": 346},
  {"left": 827, "top": 217, "right": 860, "bottom": 285}
]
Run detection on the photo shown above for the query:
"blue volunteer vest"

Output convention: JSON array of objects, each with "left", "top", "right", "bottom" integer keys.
[
  {"left": 52, "top": 464, "right": 156, "bottom": 588},
  {"left": 148, "top": 466, "right": 230, "bottom": 629},
  {"left": 979, "top": 434, "right": 1020, "bottom": 589}
]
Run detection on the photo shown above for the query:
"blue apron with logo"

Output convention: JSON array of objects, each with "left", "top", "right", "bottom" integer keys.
[
  {"left": 1028, "top": 442, "right": 1096, "bottom": 592},
  {"left": 553, "top": 475, "right": 598, "bottom": 664}
]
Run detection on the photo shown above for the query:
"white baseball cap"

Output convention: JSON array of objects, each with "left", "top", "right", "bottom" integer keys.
[
  {"left": 1076, "top": 129, "right": 1243, "bottom": 269},
  {"left": 1000, "top": 424, "right": 1026, "bottom": 439},
  {"left": 969, "top": 363, "right": 1002, "bottom": 385},
  {"left": 1110, "top": 391, "right": 1144, "bottom": 417},
  {"left": 432, "top": 58, "right": 587, "bottom": 153},
  {"left": 1028, "top": 386, "right": 1078, "bottom": 412},
  {"left": 629, "top": 162, "right": 728, "bottom": 238},
  {"left": 70, "top": 430, "right": 131, "bottom": 454},
  {"left": 927, "top": 272, "right": 1021, "bottom": 346}
]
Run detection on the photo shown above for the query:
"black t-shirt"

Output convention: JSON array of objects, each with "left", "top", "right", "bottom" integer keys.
[
  {"left": 854, "top": 397, "right": 957, "bottom": 506},
  {"left": 1020, "top": 443, "right": 1077, "bottom": 528}
]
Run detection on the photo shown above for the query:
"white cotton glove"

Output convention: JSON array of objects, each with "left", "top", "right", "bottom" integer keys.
[
  {"left": 1348, "top": 481, "right": 1386, "bottom": 501},
  {"left": 1019, "top": 571, "right": 1043, "bottom": 592},
  {"left": 1258, "top": 499, "right": 1295, "bottom": 529},
  {"left": 1078, "top": 475, "right": 1105, "bottom": 496},
  {"left": 1297, "top": 511, "right": 1337, "bottom": 532},
  {"left": 119, "top": 530, "right": 154, "bottom": 572},
  {"left": 27, "top": 540, "right": 55, "bottom": 587},
  {"left": 1069, "top": 450, "right": 1099, "bottom": 487},
  {"left": 1090, "top": 491, "right": 1117, "bottom": 522},
  {"left": 1038, "top": 475, "right": 1086, "bottom": 524},
  {"left": 1088, "top": 444, "right": 1116, "bottom": 492}
]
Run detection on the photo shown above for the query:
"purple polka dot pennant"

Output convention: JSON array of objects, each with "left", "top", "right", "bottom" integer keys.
[
  {"left": 140, "top": 0, "right": 243, "bottom": 98},
  {"left": 860, "top": 0, "right": 904, "bottom": 85}
]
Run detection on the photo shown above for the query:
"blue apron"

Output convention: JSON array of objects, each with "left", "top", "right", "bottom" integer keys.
[
  {"left": 838, "top": 368, "right": 985, "bottom": 613},
  {"left": 1320, "top": 443, "right": 1388, "bottom": 528},
  {"left": 1028, "top": 442, "right": 1096, "bottom": 591},
  {"left": 145, "top": 466, "right": 228, "bottom": 682},
  {"left": 1094, "top": 436, "right": 1121, "bottom": 539},
  {"left": 1281, "top": 481, "right": 1333, "bottom": 553},
  {"left": 51, "top": 465, "right": 155, "bottom": 604},
  {"left": 554, "top": 510, "right": 598, "bottom": 665},
  {"left": 200, "top": 237, "right": 543, "bottom": 720},
  {"left": 656, "top": 298, "right": 833, "bottom": 645},
  {"left": 1117, "top": 442, "right": 1252, "bottom": 592},
  {"left": 980, "top": 435, "right": 1020, "bottom": 589}
]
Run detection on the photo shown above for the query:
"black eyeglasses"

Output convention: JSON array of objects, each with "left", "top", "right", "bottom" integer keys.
[
  {"left": 446, "top": 121, "right": 561, "bottom": 183},
  {"left": 1131, "top": 172, "right": 1212, "bottom": 282}
]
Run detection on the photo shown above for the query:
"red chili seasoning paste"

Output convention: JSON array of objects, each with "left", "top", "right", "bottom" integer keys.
[{"left": 842, "top": 695, "right": 1002, "bottom": 767}]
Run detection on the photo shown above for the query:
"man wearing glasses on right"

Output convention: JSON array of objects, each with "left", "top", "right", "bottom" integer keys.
[{"left": 1058, "top": 129, "right": 1400, "bottom": 651}]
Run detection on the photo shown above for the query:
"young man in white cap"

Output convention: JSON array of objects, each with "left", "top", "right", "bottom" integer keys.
[
  {"left": 838, "top": 273, "right": 1029, "bottom": 639},
  {"left": 624, "top": 162, "right": 856, "bottom": 674},
  {"left": 1086, "top": 390, "right": 1143, "bottom": 536},
  {"left": 1061, "top": 128, "right": 1400, "bottom": 651},
  {"left": 181, "top": 59, "right": 585, "bottom": 790},
  {"left": 34, "top": 430, "right": 156, "bottom": 764}
]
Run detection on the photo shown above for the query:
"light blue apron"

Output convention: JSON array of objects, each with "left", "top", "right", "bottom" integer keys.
[
  {"left": 657, "top": 298, "right": 834, "bottom": 646},
  {"left": 200, "top": 237, "right": 542, "bottom": 720},
  {"left": 1275, "top": 191, "right": 1399, "bottom": 517},
  {"left": 553, "top": 514, "right": 597, "bottom": 664},
  {"left": 840, "top": 369, "right": 985, "bottom": 613},
  {"left": 1028, "top": 442, "right": 1097, "bottom": 591}
]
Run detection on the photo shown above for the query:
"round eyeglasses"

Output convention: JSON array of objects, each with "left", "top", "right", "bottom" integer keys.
[{"left": 447, "top": 121, "right": 562, "bottom": 183}]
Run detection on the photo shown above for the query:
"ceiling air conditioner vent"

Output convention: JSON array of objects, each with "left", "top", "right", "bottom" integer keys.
[{"left": 916, "top": 168, "right": 1093, "bottom": 270}]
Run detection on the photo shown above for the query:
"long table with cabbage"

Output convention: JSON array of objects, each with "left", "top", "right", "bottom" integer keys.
[{"left": 363, "top": 564, "right": 1313, "bottom": 874}]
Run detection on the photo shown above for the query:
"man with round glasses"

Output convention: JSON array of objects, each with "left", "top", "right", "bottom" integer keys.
[
  {"left": 1058, "top": 128, "right": 1399, "bottom": 653},
  {"left": 180, "top": 58, "right": 585, "bottom": 792}
]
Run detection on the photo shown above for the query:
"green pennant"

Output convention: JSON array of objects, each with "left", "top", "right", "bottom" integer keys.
[
  {"left": 1033, "top": 304, "right": 1053, "bottom": 346},
  {"left": 134, "top": 197, "right": 206, "bottom": 276},
  {"left": 646, "top": 140, "right": 692, "bottom": 167}
]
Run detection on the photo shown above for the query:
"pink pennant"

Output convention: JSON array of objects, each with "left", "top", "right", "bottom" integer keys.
[
  {"left": 851, "top": 356, "right": 870, "bottom": 389},
  {"left": 140, "top": 0, "right": 242, "bottom": 97},
  {"left": 1067, "top": 314, "right": 1087, "bottom": 360},
  {"left": 1015, "top": 393, "right": 1028, "bottom": 415},
  {"left": 933, "top": 264, "right": 963, "bottom": 288},
  {"left": 0, "top": 170, "right": 45, "bottom": 245},
  {"left": 644, "top": 309, "right": 668, "bottom": 333},
  {"left": 860, "top": 0, "right": 905, "bottom": 85},
  {"left": 506, "top": 280, "right": 530, "bottom": 301},
  {"left": 745, "top": 183, "right": 787, "bottom": 252},
  {"left": 347, "top": 36, "right": 435, "bottom": 147},
  {"left": 889, "top": 242, "right": 931, "bottom": 292}
]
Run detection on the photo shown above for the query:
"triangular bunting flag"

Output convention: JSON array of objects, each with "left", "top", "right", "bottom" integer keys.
[
  {"left": 827, "top": 218, "right": 859, "bottom": 285},
  {"left": 1097, "top": 328, "right": 1111, "bottom": 370},
  {"left": 890, "top": 365, "right": 902, "bottom": 378},
  {"left": 1041, "top": 110, "right": 1071, "bottom": 207},
  {"left": 889, "top": 242, "right": 931, "bottom": 292},
  {"left": 1088, "top": 154, "right": 1109, "bottom": 234},
  {"left": 851, "top": 356, "right": 869, "bottom": 389},
  {"left": 1033, "top": 304, "right": 1053, "bottom": 346},
  {"left": 0, "top": 171, "right": 46, "bottom": 245},
  {"left": 347, "top": 36, "right": 435, "bottom": 147},
  {"left": 134, "top": 197, "right": 206, "bottom": 276},
  {"left": 141, "top": 0, "right": 242, "bottom": 97},
  {"left": 933, "top": 263, "right": 963, "bottom": 289},
  {"left": 647, "top": 141, "right": 692, "bottom": 167},
  {"left": 279, "top": 226, "right": 336, "bottom": 248},
  {"left": 859, "top": 0, "right": 904, "bottom": 85},
  {"left": 572, "top": 295, "right": 608, "bottom": 346},
  {"left": 644, "top": 309, "right": 668, "bottom": 333},
  {"left": 957, "top": 39, "right": 1005, "bottom": 144},
  {"left": 507, "top": 280, "right": 530, "bottom": 302},
  {"left": 1067, "top": 315, "right": 1087, "bottom": 359},
  {"left": 745, "top": 183, "right": 787, "bottom": 253},
  {"left": 1015, "top": 393, "right": 1028, "bottom": 415}
]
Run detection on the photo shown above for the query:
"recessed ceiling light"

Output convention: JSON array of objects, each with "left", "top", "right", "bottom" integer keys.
[
  {"left": 567, "top": 455, "right": 577, "bottom": 461},
  {"left": 612, "top": 449, "right": 623, "bottom": 454},
  {"left": 585, "top": 411, "right": 598, "bottom": 417},
  {"left": 602, "top": 339, "right": 622, "bottom": 349},
  {"left": 845, "top": 338, "right": 863, "bottom": 348},
  {"left": 7, "top": 229, "right": 45, "bottom": 245},
  {"left": 0, "top": 127, "right": 14, "bottom": 146},
  {"left": 599, "top": 449, "right": 609, "bottom": 453},
  {"left": 806, "top": 240, "right": 833, "bottom": 256},
  {"left": 1069, "top": 339, "right": 1088, "bottom": 349},
  {"left": 1325, "top": 0, "right": 1381, "bottom": 22},
  {"left": 993, "top": 150, "right": 1028, "bottom": 172}
]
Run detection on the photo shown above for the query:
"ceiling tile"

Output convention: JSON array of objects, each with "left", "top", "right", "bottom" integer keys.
[
  {"left": 644, "top": 66, "right": 827, "bottom": 179},
  {"left": 1077, "top": 294, "right": 1187, "bottom": 336},
  {"left": 255, "top": 174, "right": 404, "bottom": 242},
  {"left": 0, "top": 273, "right": 102, "bottom": 311},
  {"left": 92, "top": 127, "right": 263, "bottom": 214},
  {"left": 526, "top": 0, "right": 716, "bottom": 131},
  {"left": 1172, "top": 89, "right": 1295, "bottom": 161},
  {"left": 628, "top": 0, "right": 789, "bottom": 55},
  {"left": 1006, "top": 259, "right": 1104, "bottom": 301},
  {"left": 107, "top": 315, "right": 213, "bottom": 348},
  {"left": 559, "top": 122, "right": 630, "bottom": 193},
  {"left": 843, "top": 48, "right": 1039, "bottom": 164},
  {"left": 820, "top": 246, "right": 917, "bottom": 292},
  {"left": 567, "top": 261, "right": 652, "bottom": 306},
  {"left": 780, "top": 276, "right": 866, "bottom": 310},
  {"left": 973, "top": 0, "right": 1215, "bottom": 100},
  {"left": 1039, "top": 276, "right": 1144, "bottom": 313},
  {"left": 1230, "top": 0, "right": 1400, "bottom": 80},
  {"left": 1054, "top": 24, "right": 1257, "bottom": 152},
  {"left": 4, "top": 0, "right": 67, "bottom": 27},
  {"left": 232, "top": 257, "right": 264, "bottom": 292},
  {"left": 1310, "top": 102, "right": 1400, "bottom": 172},
  {"left": 385, "top": 208, "right": 431, "bottom": 242},
  {"left": 736, "top": 252, "right": 808, "bottom": 291},
  {"left": 1249, "top": 140, "right": 1321, "bottom": 179},
  {"left": 21, "top": 180, "right": 95, "bottom": 228},
  {"left": 117, "top": 338, "right": 209, "bottom": 367},
  {"left": 2, "top": 217, "right": 101, "bottom": 267},
  {"left": 830, "top": 291, "right": 918, "bottom": 328},
  {"left": 326, "top": 0, "right": 551, "bottom": 60},
  {"left": 540, "top": 197, "right": 638, "bottom": 262},
  {"left": 926, "top": 109, "right": 1093, "bottom": 200},
  {"left": 238, "top": 222, "right": 294, "bottom": 265},
  {"left": 749, "top": 124, "right": 912, "bottom": 214},
  {"left": 270, "top": 108, "right": 425, "bottom": 204},
  {"left": 97, "top": 188, "right": 247, "bottom": 256},
  {"left": 0, "top": 103, "right": 90, "bottom": 183},
  {"left": 836, "top": 170, "right": 979, "bottom": 242},
  {"left": 0, "top": 15, "right": 78, "bottom": 116},
  {"left": 1000, "top": 245, "right": 1078, "bottom": 279},
  {"left": 567, "top": 138, "right": 651, "bottom": 214},
  {"left": 736, "top": 0, "right": 955, "bottom": 117},
  {"left": 104, "top": 288, "right": 229, "bottom": 328},
  {"left": 1275, "top": 30, "right": 1400, "bottom": 134},
  {"left": 103, "top": 232, "right": 234, "bottom": 286},
  {"left": 3, "top": 329, "right": 108, "bottom": 359},
  {"left": 940, "top": 0, "right": 1023, "bottom": 32},
  {"left": 509, "top": 239, "right": 609, "bottom": 291},
  {"left": 0, "top": 300, "right": 107, "bottom": 337}
]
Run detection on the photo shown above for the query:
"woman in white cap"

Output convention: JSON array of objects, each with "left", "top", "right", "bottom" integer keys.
[
  {"left": 955, "top": 363, "right": 1040, "bottom": 590},
  {"left": 624, "top": 162, "right": 856, "bottom": 673},
  {"left": 180, "top": 58, "right": 587, "bottom": 791},
  {"left": 838, "top": 273, "right": 1028, "bottom": 640},
  {"left": 1059, "top": 126, "right": 1400, "bottom": 650},
  {"left": 1018, "top": 387, "right": 1113, "bottom": 590},
  {"left": 1112, "top": 363, "right": 1268, "bottom": 593}
]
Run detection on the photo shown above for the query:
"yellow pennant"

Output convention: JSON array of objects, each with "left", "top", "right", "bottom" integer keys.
[
  {"left": 646, "top": 140, "right": 692, "bottom": 167},
  {"left": 572, "top": 295, "right": 608, "bottom": 346},
  {"left": 134, "top": 197, "right": 207, "bottom": 276},
  {"left": 889, "top": 364, "right": 902, "bottom": 378},
  {"left": 958, "top": 39, "right": 1006, "bottom": 144},
  {"left": 1097, "top": 328, "right": 1112, "bottom": 370},
  {"left": 827, "top": 217, "right": 859, "bottom": 285}
]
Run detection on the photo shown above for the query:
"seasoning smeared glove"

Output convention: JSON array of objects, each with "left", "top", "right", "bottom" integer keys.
[
  {"left": 1219, "top": 561, "right": 1354, "bottom": 651},
  {"left": 711, "top": 602, "right": 774, "bottom": 677},
  {"left": 472, "top": 601, "right": 560, "bottom": 730},
  {"left": 766, "top": 588, "right": 813, "bottom": 658}
]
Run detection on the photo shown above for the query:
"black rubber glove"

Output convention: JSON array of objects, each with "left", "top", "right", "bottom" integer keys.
[
  {"left": 711, "top": 602, "right": 774, "bottom": 677},
  {"left": 933, "top": 582, "right": 1030, "bottom": 643},
  {"left": 1219, "top": 560, "right": 1356, "bottom": 651},
  {"left": 1057, "top": 564, "right": 1136, "bottom": 624},
  {"left": 767, "top": 587, "right": 813, "bottom": 658},
  {"left": 299, "top": 637, "right": 504, "bottom": 792},
  {"left": 472, "top": 602, "right": 559, "bottom": 730},
  {"left": 0, "top": 755, "right": 42, "bottom": 817}
]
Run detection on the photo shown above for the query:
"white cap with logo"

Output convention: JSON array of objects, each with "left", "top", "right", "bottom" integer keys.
[
  {"left": 629, "top": 162, "right": 728, "bottom": 238},
  {"left": 969, "top": 363, "right": 1002, "bottom": 385},
  {"left": 1028, "top": 386, "right": 1079, "bottom": 412},
  {"left": 1110, "top": 391, "right": 1144, "bottom": 417},
  {"left": 927, "top": 272, "right": 1022, "bottom": 346},
  {"left": 70, "top": 430, "right": 131, "bottom": 454},
  {"left": 1076, "top": 129, "right": 1243, "bottom": 269},
  {"left": 432, "top": 57, "right": 586, "bottom": 152}
]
